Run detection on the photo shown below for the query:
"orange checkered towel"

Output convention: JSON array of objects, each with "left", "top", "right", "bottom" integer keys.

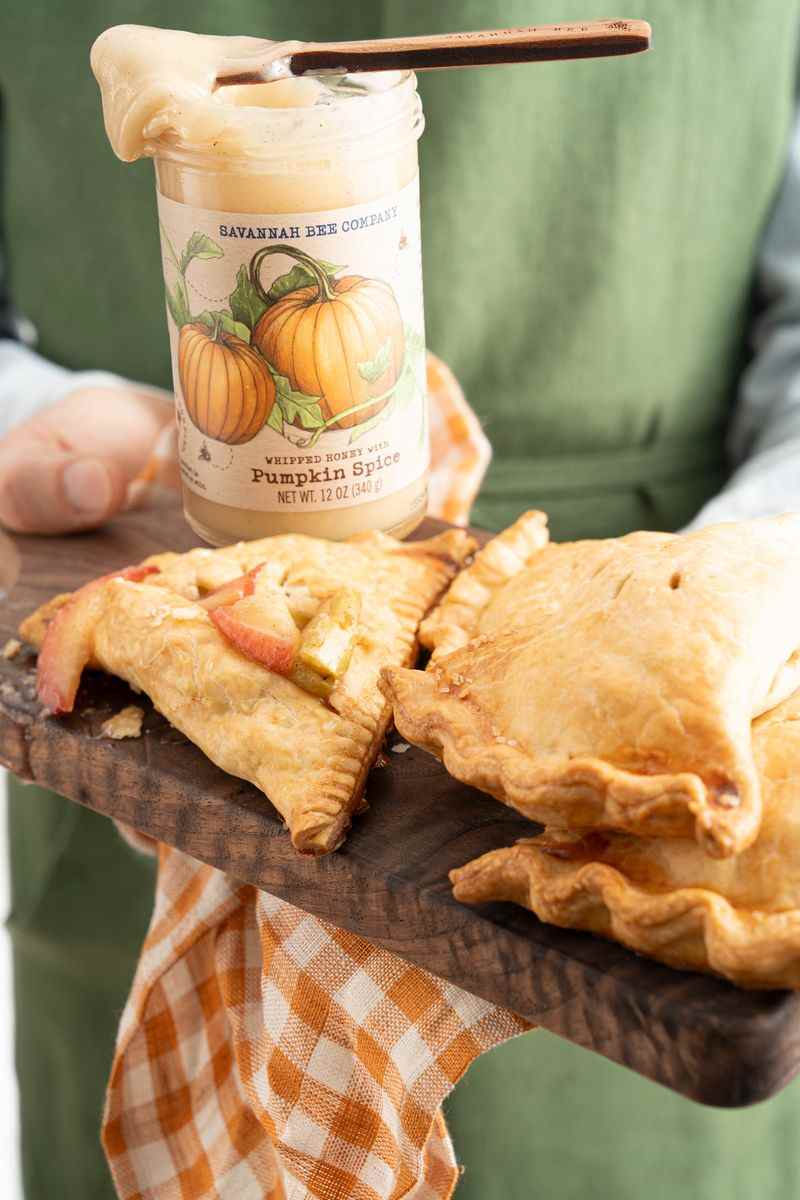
[{"left": 104, "top": 354, "right": 529, "bottom": 1200}]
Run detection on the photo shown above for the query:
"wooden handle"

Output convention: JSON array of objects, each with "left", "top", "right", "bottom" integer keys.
[{"left": 290, "top": 19, "right": 651, "bottom": 74}]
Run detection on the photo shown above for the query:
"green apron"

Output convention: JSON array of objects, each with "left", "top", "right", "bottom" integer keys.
[
  {"left": 6, "top": 781, "right": 155, "bottom": 1199},
  {"left": 3, "top": 2, "right": 800, "bottom": 1197}
]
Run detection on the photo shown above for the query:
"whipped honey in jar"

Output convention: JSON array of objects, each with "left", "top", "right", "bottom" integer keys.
[{"left": 91, "top": 26, "right": 429, "bottom": 545}]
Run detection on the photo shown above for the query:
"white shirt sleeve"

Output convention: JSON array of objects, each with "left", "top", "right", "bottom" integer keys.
[
  {"left": 0, "top": 339, "right": 170, "bottom": 440},
  {"left": 689, "top": 106, "right": 800, "bottom": 528}
]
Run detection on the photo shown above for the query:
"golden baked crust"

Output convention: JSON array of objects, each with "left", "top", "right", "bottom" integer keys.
[
  {"left": 18, "top": 592, "right": 72, "bottom": 647},
  {"left": 451, "top": 693, "right": 800, "bottom": 990},
  {"left": 23, "top": 528, "right": 474, "bottom": 854},
  {"left": 419, "top": 510, "right": 549, "bottom": 660},
  {"left": 383, "top": 515, "right": 800, "bottom": 858}
]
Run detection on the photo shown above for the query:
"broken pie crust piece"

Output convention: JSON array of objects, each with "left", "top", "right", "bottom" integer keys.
[
  {"left": 419, "top": 510, "right": 549, "bottom": 661},
  {"left": 451, "top": 691, "right": 800, "bottom": 991},
  {"left": 21, "top": 527, "right": 475, "bottom": 855},
  {"left": 383, "top": 514, "right": 800, "bottom": 858}
]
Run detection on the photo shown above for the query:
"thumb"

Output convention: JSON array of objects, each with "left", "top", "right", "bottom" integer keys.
[
  {"left": 0, "top": 446, "right": 130, "bottom": 534},
  {"left": 0, "top": 385, "right": 172, "bottom": 534}
]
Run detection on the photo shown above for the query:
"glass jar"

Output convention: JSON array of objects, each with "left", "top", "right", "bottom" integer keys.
[{"left": 151, "top": 73, "right": 429, "bottom": 545}]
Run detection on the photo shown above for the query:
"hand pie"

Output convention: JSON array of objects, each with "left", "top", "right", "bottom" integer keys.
[
  {"left": 451, "top": 692, "right": 800, "bottom": 990},
  {"left": 419, "top": 509, "right": 550, "bottom": 660},
  {"left": 21, "top": 528, "right": 474, "bottom": 854},
  {"left": 383, "top": 514, "right": 800, "bottom": 857}
]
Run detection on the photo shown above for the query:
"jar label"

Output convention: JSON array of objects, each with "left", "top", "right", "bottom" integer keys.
[{"left": 156, "top": 179, "right": 428, "bottom": 514}]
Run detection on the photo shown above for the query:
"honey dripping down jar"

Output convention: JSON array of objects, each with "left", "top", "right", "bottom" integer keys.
[{"left": 92, "top": 27, "right": 430, "bottom": 544}]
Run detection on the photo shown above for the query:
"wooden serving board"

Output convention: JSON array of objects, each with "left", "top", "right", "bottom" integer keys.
[{"left": 1, "top": 498, "right": 799, "bottom": 1109}]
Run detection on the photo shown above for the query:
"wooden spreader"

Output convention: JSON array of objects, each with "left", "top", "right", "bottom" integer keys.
[{"left": 1, "top": 499, "right": 798, "bottom": 1109}]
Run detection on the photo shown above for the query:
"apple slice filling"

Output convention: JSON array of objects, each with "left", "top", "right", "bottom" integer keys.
[
  {"left": 199, "top": 563, "right": 264, "bottom": 610},
  {"left": 209, "top": 587, "right": 300, "bottom": 676},
  {"left": 290, "top": 589, "right": 361, "bottom": 698},
  {"left": 37, "top": 564, "right": 159, "bottom": 715},
  {"left": 39, "top": 563, "right": 363, "bottom": 713},
  {"left": 207, "top": 580, "right": 361, "bottom": 698}
]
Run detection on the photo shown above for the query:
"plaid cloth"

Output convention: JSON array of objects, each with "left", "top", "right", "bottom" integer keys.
[{"left": 104, "top": 353, "right": 528, "bottom": 1200}]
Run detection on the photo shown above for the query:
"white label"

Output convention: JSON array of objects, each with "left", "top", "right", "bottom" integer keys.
[{"left": 157, "top": 180, "right": 428, "bottom": 513}]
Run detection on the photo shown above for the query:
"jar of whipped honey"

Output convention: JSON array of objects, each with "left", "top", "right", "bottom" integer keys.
[{"left": 91, "top": 26, "right": 429, "bottom": 545}]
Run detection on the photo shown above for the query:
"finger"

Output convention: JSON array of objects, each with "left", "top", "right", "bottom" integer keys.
[
  {"left": 0, "top": 387, "right": 173, "bottom": 534},
  {"left": 0, "top": 448, "right": 129, "bottom": 534},
  {"left": 38, "top": 387, "right": 172, "bottom": 476}
]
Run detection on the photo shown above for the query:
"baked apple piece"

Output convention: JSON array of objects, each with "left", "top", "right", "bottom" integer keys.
[
  {"left": 210, "top": 586, "right": 300, "bottom": 676},
  {"left": 202, "top": 569, "right": 362, "bottom": 696},
  {"left": 291, "top": 589, "right": 361, "bottom": 698},
  {"left": 198, "top": 563, "right": 263, "bottom": 610},
  {"left": 36, "top": 565, "right": 158, "bottom": 714}
]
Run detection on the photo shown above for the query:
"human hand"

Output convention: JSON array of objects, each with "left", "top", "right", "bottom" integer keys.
[{"left": 0, "top": 387, "right": 174, "bottom": 534}]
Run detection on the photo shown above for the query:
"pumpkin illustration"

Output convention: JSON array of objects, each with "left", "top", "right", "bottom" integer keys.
[
  {"left": 250, "top": 245, "right": 405, "bottom": 431},
  {"left": 178, "top": 321, "right": 275, "bottom": 445}
]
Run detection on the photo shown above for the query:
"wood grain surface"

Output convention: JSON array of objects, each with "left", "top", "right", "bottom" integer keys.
[{"left": 0, "top": 496, "right": 798, "bottom": 1109}]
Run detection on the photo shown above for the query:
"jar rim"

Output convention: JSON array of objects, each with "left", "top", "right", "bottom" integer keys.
[{"left": 146, "top": 70, "right": 423, "bottom": 167}]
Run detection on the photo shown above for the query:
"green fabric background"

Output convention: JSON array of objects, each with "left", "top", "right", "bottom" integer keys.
[
  {"left": 6, "top": 779, "right": 154, "bottom": 1199},
  {"left": 3, "top": 2, "right": 800, "bottom": 1198},
  {"left": 4, "top": 1, "right": 798, "bottom": 537}
]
